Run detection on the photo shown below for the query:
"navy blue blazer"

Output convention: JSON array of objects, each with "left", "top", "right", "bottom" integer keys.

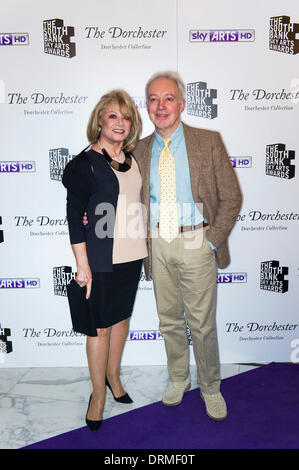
[{"left": 62, "top": 148, "right": 121, "bottom": 272}]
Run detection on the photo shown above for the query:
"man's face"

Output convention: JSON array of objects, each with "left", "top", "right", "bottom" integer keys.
[{"left": 146, "top": 77, "right": 185, "bottom": 138}]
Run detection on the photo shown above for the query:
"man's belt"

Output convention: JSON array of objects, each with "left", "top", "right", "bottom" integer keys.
[{"left": 156, "top": 221, "right": 209, "bottom": 233}]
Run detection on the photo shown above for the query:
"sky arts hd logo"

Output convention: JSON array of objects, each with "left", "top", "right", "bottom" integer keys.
[
  {"left": 43, "top": 19, "right": 76, "bottom": 58},
  {"left": 266, "top": 143, "right": 295, "bottom": 179},
  {"left": 217, "top": 273, "right": 247, "bottom": 283},
  {"left": 0, "top": 33, "right": 29, "bottom": 46},
  {"left": 189, "top": 29, "right": 254, "bottom": 43},
  {"left": 0, "top": 278, "right": 40, "bottom": 289},
  {"left": 230, "top": 157, "right": 252, "bottom": 168},
  {"left": 132, "top": 97, "right": 147, "bottom": 109},
  {"left": 260, "top": 261, "right": 288, "bottom": 293},
  {"left": 128, "top": 328, "right": 193, "bottom": 344},
  {"left": 269, "top": 16, "right": 299, "bottom": 55},
  {"left": 49, "top": 148, "right": 75, "bottom": 181},
  {"left": 128, "top": 330, "right": 164, "bottom": 341},
  {"left": 187, "top": 81, "right": 217, "bottom": 119},
  {"left": 0, "top": 161, "right": 36, "bottom": 173}
]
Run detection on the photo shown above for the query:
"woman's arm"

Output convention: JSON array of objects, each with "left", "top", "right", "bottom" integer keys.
[{"left": 62, "top": 157, "right": 93, "bottom": 299}]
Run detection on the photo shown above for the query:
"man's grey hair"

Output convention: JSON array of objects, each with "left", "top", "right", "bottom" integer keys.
[{"left": 145, "top": 70, "right": 186, "bottom": 101}]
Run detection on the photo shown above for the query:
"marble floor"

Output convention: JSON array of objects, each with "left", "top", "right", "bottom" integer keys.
[{"left": 0, "top": 363, "right": 260, "bottom": 449}]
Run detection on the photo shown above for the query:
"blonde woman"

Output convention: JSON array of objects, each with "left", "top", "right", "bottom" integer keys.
[{"left": 62, "top": 90, "right": 147, "bottom": 431}]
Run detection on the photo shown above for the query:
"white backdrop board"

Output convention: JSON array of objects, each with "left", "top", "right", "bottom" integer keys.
[{"left": 0, "top": 0, "right": 298, "bottom": 367}]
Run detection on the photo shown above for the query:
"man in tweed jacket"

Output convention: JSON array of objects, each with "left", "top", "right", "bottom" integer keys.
[{"left": 133, "top": 71, "right": 242, "bottom": 420}]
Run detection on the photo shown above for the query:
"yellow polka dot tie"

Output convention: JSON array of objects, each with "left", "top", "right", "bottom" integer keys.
[{"left": 158, "top": 138, "right": 178, "bottom": 242}]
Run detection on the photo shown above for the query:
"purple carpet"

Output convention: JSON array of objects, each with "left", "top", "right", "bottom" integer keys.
[{"left": 23, "top": 363, "right": 299, "bottom": 449}]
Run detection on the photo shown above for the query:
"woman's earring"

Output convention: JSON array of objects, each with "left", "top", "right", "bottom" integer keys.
[{"left": 98, "top": 125, "right": 102, "bottom": 134}]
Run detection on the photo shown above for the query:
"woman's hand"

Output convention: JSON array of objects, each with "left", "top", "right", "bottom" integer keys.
[
  {"left": 76, "top": 263, "right": 92, "bottom": 299},
  {"left": 82, "top": 212, "right": 88, "bottom": 226},
  {"left": 71, "top": 242, "right": 92, "bottom": 300}
]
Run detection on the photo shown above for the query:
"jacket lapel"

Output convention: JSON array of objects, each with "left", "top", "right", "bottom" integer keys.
[{"left": 139, "top": 132, "right": 155, "bottom": 210}]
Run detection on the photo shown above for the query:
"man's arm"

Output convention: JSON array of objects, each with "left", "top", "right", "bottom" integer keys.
[{"left": 206, "top": 132, "right": 242, "bottom": 248}]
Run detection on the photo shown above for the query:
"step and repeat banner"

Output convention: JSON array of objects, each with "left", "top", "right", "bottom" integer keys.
[{"left": 1, "top": 0, "right": 298, "bottom": 367}]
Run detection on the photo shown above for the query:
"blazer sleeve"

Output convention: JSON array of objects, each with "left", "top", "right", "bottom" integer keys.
[
  {"left": 207, "top": 132, "right": 242, "bottom": 247},
  {"left": 62, "top": 157, "right": 92, "bottom": 245}
]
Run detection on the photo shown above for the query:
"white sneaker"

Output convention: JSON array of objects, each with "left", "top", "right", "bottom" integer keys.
[
  {"left": 162, "top": 376, "right": 191, "bottom": 406},
  {"left": 200, "top": 391, "right": 227, "bottom": 420}
]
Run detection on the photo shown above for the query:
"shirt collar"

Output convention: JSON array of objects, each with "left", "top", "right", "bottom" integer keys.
[{"left": 153, "top": 121, "right": 183, "bottom": 146}]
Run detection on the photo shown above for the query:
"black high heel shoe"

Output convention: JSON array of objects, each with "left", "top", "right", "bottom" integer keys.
[
  {"left": 85, "top": 394, "right": 103, "bottom": 432},
  {"left": 105, "top": 377, "right": 133, "bottom": 404}
]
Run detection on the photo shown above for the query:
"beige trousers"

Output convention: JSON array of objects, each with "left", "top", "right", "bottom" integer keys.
[{"left": 151, "top": 227, "right": 221, "bottom": 394}]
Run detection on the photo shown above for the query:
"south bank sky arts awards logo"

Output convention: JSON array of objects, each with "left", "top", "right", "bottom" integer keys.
[
  {"left": 53, "top": 266, "right": 75, "bottom": 297},
  {"left": 43, "top": 19, "right": 76, "bottom": 58},
  {"left": 269, "top": 15, "right": 299, "bottom": 55},
  {"left": 266, "top": 143, "right": 295, "bottom": 179},
  {"left": 0, "top": 216, "right": 3, "bottom": 243},
  {"left": 49, "top": 148, "right": 75, "bottom": 181},
  {"left": 0, "top": 324, "right": 12, "bottom": 363},
  {"left": 260, "top": 261, "right": 289, "bottom": 293},
  {"left": 187, "top": 81, "right": 217, "bottom": 119}
]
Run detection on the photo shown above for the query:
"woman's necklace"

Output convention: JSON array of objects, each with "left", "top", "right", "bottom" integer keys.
[{"left": 97, "top": 141, "right": 132, "bottom": 172}]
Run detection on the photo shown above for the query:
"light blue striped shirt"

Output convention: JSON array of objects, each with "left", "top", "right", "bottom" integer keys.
[
  {"left": 149, "top": 122, "right": 216, "bottom": 250},
  {"left": 150, "top": 121, "right": 203, "bottom": 227}
]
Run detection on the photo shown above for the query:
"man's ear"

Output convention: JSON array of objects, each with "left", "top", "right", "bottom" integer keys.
[{"left": 180, "top": 99, "right": 186, "bottom": 113}]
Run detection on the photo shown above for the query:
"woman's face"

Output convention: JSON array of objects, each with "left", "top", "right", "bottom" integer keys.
[{"left": 99, "top": 102, "right": 131, "bottom": 146}]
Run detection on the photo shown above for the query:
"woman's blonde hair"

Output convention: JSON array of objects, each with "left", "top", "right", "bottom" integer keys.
[{"left": 86, "top": 89, "right": 142, "bottom": 152}]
